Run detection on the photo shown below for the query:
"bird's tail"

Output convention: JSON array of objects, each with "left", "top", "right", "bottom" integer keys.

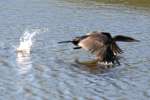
[{"left": 112, "top": 35, "right": 139, "bottom": 42}]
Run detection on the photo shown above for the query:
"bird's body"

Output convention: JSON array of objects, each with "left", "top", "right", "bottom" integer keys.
[{"left": 58, "top": 31, "right": 138, "bottom": 64}]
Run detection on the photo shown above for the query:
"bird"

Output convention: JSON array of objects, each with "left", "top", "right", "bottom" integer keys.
[{"left": 58, "top": 31, "right": 139, "bottom": 65}]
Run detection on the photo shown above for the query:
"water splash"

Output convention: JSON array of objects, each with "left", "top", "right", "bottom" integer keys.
[
  {"left": 16, "top": 29, "right": 38, "bottom": 75},
  {"left": 16, "top": 29, "right": 41, "bottom": 53},
  {"left": 16, "top": 28, "right": 48, "bottom": 74}
]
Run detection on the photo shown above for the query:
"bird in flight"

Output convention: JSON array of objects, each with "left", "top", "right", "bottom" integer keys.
[{"left": 58, "top": 31, "right": 139, "bottom": 65}]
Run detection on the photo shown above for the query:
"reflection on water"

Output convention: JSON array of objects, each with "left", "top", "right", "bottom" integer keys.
[
  {"left": 16, "top": 52, "right": 32, "bottom": 75},
  {"left": 72, "top": 58, "right": 117, "bottom": 74},
  {"left": 0, "top": 0, "right": 150, "bottom": 100}
]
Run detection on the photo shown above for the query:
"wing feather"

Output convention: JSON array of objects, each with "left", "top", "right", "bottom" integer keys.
[
  {"left": 77, "top": 32, "right": 117, "bottom": 63},
  {"left": 78, "top": 33, "right": 108, "bottom": 56}
]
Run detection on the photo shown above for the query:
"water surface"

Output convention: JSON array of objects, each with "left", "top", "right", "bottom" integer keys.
[{"left": 0, "top": 0, "right": 150, "bottom": 100}]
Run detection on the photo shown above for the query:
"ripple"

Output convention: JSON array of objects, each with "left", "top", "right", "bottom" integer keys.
[{"left": 0, "top": 0, "right": 150, "bottom": 100}]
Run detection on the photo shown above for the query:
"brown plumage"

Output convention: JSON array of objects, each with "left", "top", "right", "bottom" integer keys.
[{"left": 58, "top": 31, "right": 139, "bottom": 64}]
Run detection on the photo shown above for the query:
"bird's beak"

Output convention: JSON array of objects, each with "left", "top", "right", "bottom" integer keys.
[{"left": 58, "top": 40, "right": 73, "bottom": 44}]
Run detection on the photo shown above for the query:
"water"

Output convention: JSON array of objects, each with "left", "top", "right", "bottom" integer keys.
[{"left": 0, "top": 0, "right": 150, "bottom": 100}]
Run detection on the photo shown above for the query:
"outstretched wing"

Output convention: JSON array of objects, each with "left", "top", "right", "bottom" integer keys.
[{"left": 78, "top": 32, "right": 116, "bottom": 62}]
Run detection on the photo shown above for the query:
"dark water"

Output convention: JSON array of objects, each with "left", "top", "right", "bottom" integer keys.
[{"left": 0, "top": 0, "right": 150, "bottom": 100}]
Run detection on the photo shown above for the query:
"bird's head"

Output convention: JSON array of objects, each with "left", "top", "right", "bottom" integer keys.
[{"left": 72, "top": 37, "right": 81, "bottom": 45}]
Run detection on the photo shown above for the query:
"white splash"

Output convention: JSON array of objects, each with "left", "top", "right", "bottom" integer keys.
[
  {"left": 16, "top": 28, "right": 47, "bottom": 74},
  {"left": 16, "top": 29, "right": 40, "bottom": 53}
]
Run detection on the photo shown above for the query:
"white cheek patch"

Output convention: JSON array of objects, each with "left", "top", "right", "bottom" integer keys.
[
  {"left": 86, "top": 32, "right": 92, "bottom": 35},
  {"left": 78, "top": 42, "right": 90, "bottom": 51}
]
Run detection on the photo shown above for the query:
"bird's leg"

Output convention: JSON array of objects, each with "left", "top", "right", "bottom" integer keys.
[{"left": 115, "top": 57, "right": 120, "bottom": 65}]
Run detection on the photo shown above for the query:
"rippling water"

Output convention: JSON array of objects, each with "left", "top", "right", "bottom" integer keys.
[{"left": 0, "top": 0, "right": 150, "bottom": 100}]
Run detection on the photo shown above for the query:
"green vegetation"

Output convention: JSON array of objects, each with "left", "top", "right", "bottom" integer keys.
[
  {"left": 66, "top": 0, "right": 150, "bottom": 8},
  {"left": 94, "top": 0, "right": 150, "bottom": 7}
]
